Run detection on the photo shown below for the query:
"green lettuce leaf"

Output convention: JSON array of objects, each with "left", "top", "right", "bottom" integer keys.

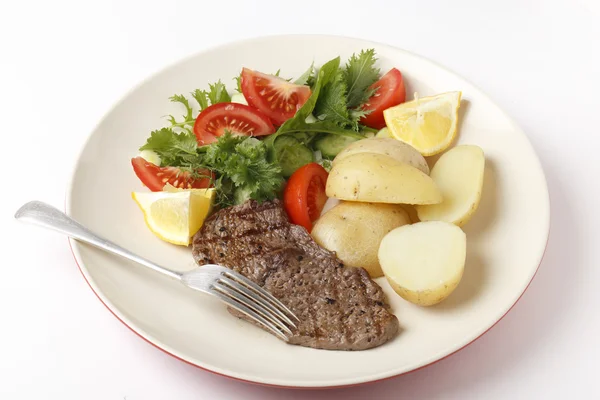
[
  {"left": 265, "top": 56, "right": 364, "bottom": 148},
  {"left": 313, "top": 68, "right": 357, "bottom": 129},
  {"left": 344, "top": 49, "right": 380, "bottom": 108},
  {"left": 207, "top": 80, "right": 231, "bottom": 104}
]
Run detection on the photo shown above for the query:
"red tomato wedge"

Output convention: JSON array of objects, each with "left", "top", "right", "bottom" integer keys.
[
  {"left": 193, "top": 102, "right": 275, "bottom": 145},
  {"left": 131, "top": 157, "right": 213, "bottom": 191},
  {"left": 241, "top": 68, "right": 312, "bottom": 126},
  {"left": 283, "top": 163, "right": 329, "bottom": 232},
  {"left": 359, "top": 68, "right": 406, "bottom": 129}
]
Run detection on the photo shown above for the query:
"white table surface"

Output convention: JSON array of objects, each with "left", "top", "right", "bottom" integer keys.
[{"left": 1, "top": 0, "right": 599, "bottom": 398}]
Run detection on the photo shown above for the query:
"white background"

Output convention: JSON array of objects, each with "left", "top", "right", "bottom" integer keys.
[{"left": 1, "top": 0, "right": 599, "bottom": 398}]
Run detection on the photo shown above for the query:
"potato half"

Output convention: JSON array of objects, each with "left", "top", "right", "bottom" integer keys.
[
  {"left": 417, "top": 145, "right": 485, "bottom": 226},
  {"left": 379, "top": 221, "right": 466, "bottom": 306},
  {"left": 333, "top": 137, "right": 430, "bottom": 175},
  {"left": 326, "top": 152, "right": 442, "bottom": 205},
  {"left": 312, "top": 202, "right": 410, "bottom": 278}
]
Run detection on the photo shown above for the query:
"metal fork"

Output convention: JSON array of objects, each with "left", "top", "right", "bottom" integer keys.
[{"left": 14, "top": 201, "right": 298, "bottom": 341}]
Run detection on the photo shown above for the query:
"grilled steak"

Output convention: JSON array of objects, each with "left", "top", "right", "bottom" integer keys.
[{"left": 192, "top": 199, "right": 399, "bottom": 350}]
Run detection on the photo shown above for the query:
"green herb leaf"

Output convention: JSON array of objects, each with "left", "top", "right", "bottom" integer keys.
[
  {"left": 266, "top": 56, "right": 364, "bottom": 147},
  {"left": 191, "top": 89, "right": 209, "bottom": 111},
  {"left": 282, "top": 56, "right": 341, "bottom": 124},
  {"left": 360, "top": 124, "right": 379, "bottom": 134},
  {"left": 343, "top": 49, "right": 380, "bottom": 108},
  {"left": 233, "top": 74, "right": 242, "bottom": 93},
  {"left": 207, "top": 80, "right": 231, "bottom": 105},
  {"left": 306, "top": 73, "right": 316, "bottom": 89},
  {"left": 271, "top": 119, "right": 365, "bottom": 139},
  {"left": 165, "top": 94, "right": 196, "bottom": 129},
  {"left": 169, "top": 94, "right": 193, "bottom": 121},
  {"left": 294, "top": 62, "right": 314, "bottom": 85},
  {"left": 273, "top": 69, "right": 293, "bottom": 81},
  {"left": 313, "top": 68, "right": 357, "bottom": 130},
  {"left": 349, "top": 108, "right": 368, "bottom": 121},
  {"left": 139, "top": 128, "right": 200, "bottom": 167},
  {"left": 139, "top": 128, "right": 283, "bottom": 208},
  {"left": 203, "top": 133, "right": 284, "bottom": 206}
]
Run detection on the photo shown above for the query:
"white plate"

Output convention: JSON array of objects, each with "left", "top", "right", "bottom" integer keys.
[{"left": 66, "top": 35, "right": 550, "bottom": 388}]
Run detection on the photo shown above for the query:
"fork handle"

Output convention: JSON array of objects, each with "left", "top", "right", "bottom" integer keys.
[{"left": 15, "top": 201, "right": 182, "bottom": 281}]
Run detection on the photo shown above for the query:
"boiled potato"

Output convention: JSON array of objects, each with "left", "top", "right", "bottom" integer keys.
[
  {"left": 417, "top": 145, "right": 485, "bottom": 226},
  {"left": 326, "top": 153, "right": 442, "bottom": 205},
  {"left": 379, "top": 221, "right": 466, "bottom": 306},
  {"left": 333, "top": 137, "right": 430, "bottom": 175},
  {"left": 312, "top": 202, "right": 410, "bottom": 278},
  {"left": 399, "top": 204, "right": 420, "bottom": 223}
]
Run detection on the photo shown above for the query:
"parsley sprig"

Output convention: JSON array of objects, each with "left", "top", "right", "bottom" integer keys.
[
  {"left": 140, "top": 129, "right": 283, "bottom": 207},
  {"left": 165, "top": 80, "right": 230, "bottom": 133}
]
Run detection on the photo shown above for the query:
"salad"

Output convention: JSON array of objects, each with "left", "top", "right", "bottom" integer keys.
[
  {"left": 131, "top": 49, "right": 405, "bottom": 229},
  {"left": 131, "top": 48, "right": 486, "bottom": 308}
]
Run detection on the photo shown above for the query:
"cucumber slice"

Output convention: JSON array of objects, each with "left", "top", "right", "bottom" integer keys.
[
  {"left": 273, "top": 136, "right": 314, "bottom": 177},
  {"left": 294, "top": 132, "right": 318, "bottom": 145},
  {"left": 315, "top": 134, "right": 360, "bottom": 159}
]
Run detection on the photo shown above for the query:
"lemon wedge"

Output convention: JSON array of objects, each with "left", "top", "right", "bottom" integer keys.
[
  {"left": 383, "top": 91, "right": 461, "bottom": 156},
  {"left": 132, "top": 189, "right": 215, "bottom": 246}
]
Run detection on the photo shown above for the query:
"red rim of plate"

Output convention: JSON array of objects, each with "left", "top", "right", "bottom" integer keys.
[{"left": 66, "top": 223, "right": 549, "bottom": 389}]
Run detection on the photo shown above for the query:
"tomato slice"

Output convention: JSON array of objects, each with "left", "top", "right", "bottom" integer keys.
[
  {"left": 193, "top": 102, "right": 275, "bottom": 145},
  {"left": 131, "top": 157, "right": 212, "bottom": 191},
  {"left": 241, "top": 68, "right": 312, "bottom": 126},
  {"left": 359, "top": 68, "right": 406, "bottom": 129},
  {"left": 283, "top": 163, "right": 329, "bottom": 232}
]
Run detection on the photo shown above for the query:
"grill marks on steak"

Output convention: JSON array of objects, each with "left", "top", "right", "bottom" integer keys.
[{"left": 192, "top": 200, "right": 399, "bottom": 350}]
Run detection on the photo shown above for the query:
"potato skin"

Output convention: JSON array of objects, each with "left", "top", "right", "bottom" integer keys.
[
  {"left": 311, "top": 202, "right": 410, "bottom": 278},
  {"left": 384, "top": 270, "right": 463, "bottom": 306},
  {"left": 333, "top": 137, "right": 430, "bottom": 175},
  {"left": 326, "top": 153, "right": 442, "bottom": 205}
]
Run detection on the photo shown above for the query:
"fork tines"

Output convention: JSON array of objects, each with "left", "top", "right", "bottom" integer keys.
[{"left": 199, "top": 265, "right": 299, "bottom": 341}]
